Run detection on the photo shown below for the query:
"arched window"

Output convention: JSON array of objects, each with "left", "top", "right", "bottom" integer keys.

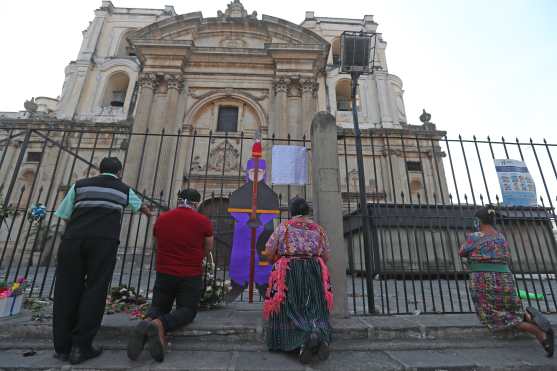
[
  {"left": 335, "top": 79, "right": 360, "bottom": 111},
  {"left": 331, "top": 38, "right": 341, "bottom": 65},
  {"left": 102, "top": 72, "right": 129, "bottom": 108}
]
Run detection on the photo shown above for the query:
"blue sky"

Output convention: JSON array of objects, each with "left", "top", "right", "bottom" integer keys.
[{"left": 0, "top": 0, "right": 555, "bottom": 141}]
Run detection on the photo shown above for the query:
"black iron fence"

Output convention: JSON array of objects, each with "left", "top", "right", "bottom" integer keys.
[
  {"left": 1, "top": 121, "right": 556, "bottom": 316},
  {"left": 339, "top": 129, "right": 557, "bottom": 315},
  {"left": 0, "top": 122, "right": 309, "bottom": 303}
]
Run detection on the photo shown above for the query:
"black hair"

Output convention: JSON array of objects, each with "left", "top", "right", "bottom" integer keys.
[
  {"left": 289, "top": 197, "right": 309, "bottom": 217},
  {"left": 99, "top": 157, "right": 123, "bottom": 175},
  {"left": 475, "top": 204, "right": 497, "bottom": 226},
  {"left": 177, "top": 188, "right": 201, "bottom": 203}
]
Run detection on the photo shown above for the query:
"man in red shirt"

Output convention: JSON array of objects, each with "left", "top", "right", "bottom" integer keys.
[{"left": 127, "top": 189, "right": 213, "bottom": 362}]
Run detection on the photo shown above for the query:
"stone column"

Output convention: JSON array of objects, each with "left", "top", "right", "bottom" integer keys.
[
  {"left": 311, "top": 111, "right": 348, "bottom": 317},
  {"left": 302, "top": 79, "right": 318, "bottom": 138},
  {"left": 158, "top": 74, "right": 183, "bottom": 200},
  {"left": 124, "top": 73, "right": 157, "bottom": 189},
  {"left": 272, "top": 77, "right": 289, "bottom": 138},
  {"left": 375, "top": 72, "right": 394, "bottom": 128}
]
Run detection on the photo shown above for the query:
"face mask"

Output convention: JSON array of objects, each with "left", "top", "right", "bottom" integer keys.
[{"left": 473, "top": 217, "right": 480, "bottom": 232}]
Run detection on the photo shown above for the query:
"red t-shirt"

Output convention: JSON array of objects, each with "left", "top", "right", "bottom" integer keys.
[{"left": 154, "top": 206, "right": 213, "bottom": 277}]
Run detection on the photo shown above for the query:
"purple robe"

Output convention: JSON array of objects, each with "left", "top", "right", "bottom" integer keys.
[{"left": 228, "top": 159, "right": 278, "bottom": 286}]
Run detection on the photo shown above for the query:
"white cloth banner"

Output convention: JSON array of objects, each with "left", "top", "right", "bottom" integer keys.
[{"left": 271, "top": 145, "right": 308, "bottom": 185}]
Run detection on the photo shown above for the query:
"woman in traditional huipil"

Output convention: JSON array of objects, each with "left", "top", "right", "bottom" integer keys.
[
  {"left": 262, "top": 197, "right": 333, "bottom": 364},
  {"left": 460, "top": 205, "right": 553, "bottom": 357}
]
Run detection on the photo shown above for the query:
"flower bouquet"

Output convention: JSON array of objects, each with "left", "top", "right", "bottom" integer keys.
[
  {"left": 105, "top": 285, "right": 148, "bottom": 319},
  {"left": 0, "top": 277, "right": 27, "bottom": 317},
  {"left": 199, "top": 253, "right": 232, "bottom": 310}
]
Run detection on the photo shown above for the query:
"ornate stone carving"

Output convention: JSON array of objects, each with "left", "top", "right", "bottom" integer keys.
[
  {"left": 287, "top": 81, "right": 301, "bottom": 97},
  {"left": 206, "top": 140, "right": 240, "bottom": 172},
  {"left": 302, "top": 79, "right": 318, "bottom": 96},
  {"left": 165, "top": 74, "right": 184, "bottom": 92},
  {"left": 188, "top": 88, "right": 268, "bottom": 102},
  {"left": 273, "top": 78, "right": 289, "bottom": 95},
  {"left": 138, "top": 73, "right": 158, "bottom": 90},
  {"left": 217, "top": 0, "right": 257, "bottom": 20}
]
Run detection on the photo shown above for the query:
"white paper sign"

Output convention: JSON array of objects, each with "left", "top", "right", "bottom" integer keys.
[{"left": 271, "top": 145, "right": 308, "bottom": 185}]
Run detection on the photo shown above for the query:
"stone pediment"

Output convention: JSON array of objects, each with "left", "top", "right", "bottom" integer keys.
[{"left": 129, "top": 2, "right": 328, "bottom": 49}]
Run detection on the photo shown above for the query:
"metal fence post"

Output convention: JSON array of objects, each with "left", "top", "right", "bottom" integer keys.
[
  {"left": 311, "top": 111, "right": 349, "bottom": 317},
  {"left": 1, "top": 129, "right": 31, "bottom": 213}
]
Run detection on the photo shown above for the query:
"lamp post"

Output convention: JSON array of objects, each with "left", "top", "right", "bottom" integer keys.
[{"left": 340, "top": 31, "right": 378, "bottom": 312}]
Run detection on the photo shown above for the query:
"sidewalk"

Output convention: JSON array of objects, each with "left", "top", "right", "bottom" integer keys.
[{"left": 1, "top": 303, "right": 555, "bottom": 370}]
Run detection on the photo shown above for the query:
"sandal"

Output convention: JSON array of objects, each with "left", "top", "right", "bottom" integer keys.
[{"left": 526, "top": 307, "right": 554, "bottom": 357}]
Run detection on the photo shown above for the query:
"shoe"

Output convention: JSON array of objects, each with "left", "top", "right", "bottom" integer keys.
[
  {"left": 53, "top": 352, "right": 69, "bottom": 362},
  {"left": 146, "top": 320, "right": 165, "bottom": 362},
  {"left": 69, "top": 345, "right": 103, "bottom": 365},
  {"left": 298, "top": 345, "right": 313, "bottom": 364},
  {"left": 316, "top": 341, "right": 330, "bottom": 361},
  {"left": 127, "top": 320, "right": 150, "bottom": 360}
]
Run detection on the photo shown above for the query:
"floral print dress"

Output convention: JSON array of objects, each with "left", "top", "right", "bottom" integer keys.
[{"left": 459, "top": 231, "right": 524, "bottom": 331}]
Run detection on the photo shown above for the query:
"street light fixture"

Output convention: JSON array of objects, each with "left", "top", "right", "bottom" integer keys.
[{"left": 340, "top": 31, "right": 378, "bottom": 312}]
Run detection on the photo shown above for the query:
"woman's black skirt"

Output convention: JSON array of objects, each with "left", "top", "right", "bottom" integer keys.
[{"left": 265, "top": 258, "right": 332, "bottom": 351}]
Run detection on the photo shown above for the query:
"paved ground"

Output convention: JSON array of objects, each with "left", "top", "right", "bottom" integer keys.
[{"left": 0, "top": 304, "right": 556, "bottom": 370}]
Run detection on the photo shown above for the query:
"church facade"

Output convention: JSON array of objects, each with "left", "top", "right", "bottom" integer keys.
[{"left": 0, "top": 1, "right": 449, "bottom": 244}]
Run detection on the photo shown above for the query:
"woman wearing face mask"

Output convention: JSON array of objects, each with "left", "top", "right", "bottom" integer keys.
[{"left": 460, "top": 205, "right": 553, "bottom": 357}]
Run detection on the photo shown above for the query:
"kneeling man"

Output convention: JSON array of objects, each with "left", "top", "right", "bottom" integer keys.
[{"left": 127, "top": 189, "right": 213, "bottom": 362}]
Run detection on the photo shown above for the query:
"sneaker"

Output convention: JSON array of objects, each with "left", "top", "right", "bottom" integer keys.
[{"left": 68, "top": 345, "right": 103, "bottom": 365}]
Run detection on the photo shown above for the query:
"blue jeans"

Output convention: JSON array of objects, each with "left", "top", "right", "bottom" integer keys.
[{"left": 147, "top": 272, "right": 202, "bottom": 332}]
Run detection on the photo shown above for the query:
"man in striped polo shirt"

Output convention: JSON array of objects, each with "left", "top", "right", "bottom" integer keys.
[{"left": 53, "top": 157, "right": 151, "bottom": 365}]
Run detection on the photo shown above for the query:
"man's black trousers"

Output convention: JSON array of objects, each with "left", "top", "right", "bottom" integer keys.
[
  {"left": 53, "top": 238, "right": 118, "bottom": 354},
  {"left": 147, "top": 272, "right": 202, "bottom": 332}
]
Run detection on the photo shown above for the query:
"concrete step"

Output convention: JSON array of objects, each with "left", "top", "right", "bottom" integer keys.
[
  {"left": 0, "top": 344, "right": 555, "bottom": 371},
  {"left": 3, "top": 309, "right": 556, "bottom": 343},
  {"left": 0, "top": 334, "right": 548, "bottom": 353},
  {"left": 1, "top": 307, "right": 556, "bottom": 370}
]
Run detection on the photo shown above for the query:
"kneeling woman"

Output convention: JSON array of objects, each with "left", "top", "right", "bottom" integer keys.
[
  {"left": 460, "top": 205, "right": 553, "bottom": 357},
  {"left": 262, "top": 197, "right": 333, "bottom": 364}
]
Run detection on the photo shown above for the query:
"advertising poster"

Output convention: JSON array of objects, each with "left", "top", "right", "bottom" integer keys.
[{"left": 494, "top": 159, "right": 537, "bottom": 206}]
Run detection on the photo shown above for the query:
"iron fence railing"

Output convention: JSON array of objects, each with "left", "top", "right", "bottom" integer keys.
[
  {"left": 0, "top": 124, "right": 310, "bottom": 303},
  {"left": 1, "top": 121, "right": 556, "bottom": 316},
  {"left": 339, "top": 130, "right": 557, "bottom": 315}
]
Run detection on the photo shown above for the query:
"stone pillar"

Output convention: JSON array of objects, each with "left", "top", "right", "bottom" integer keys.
[
  {"left": 302, "top": 79, "right": 317, "bottom": 137},
  {"left": 375, "top": 72, "right": 394, "bottom": 128},
  {"left": 158, "top": 74, "right": 183, "bottom": 200},
  {"left": 124, "top": 73, "right": 157, "bottom": 189},
  {"left": 311, "top": 111, "right": 348, "bottom": 317},
  {"left": 272, "top": 77, "right": 289, "bottom": 138}
]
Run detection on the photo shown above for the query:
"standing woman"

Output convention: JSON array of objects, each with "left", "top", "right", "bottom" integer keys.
[
  {"left": 262, "top": 197, "right": 333, "bottom": 364},
  {"left": 460, "top": 205, "right": 554, "bottom": 357}
]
